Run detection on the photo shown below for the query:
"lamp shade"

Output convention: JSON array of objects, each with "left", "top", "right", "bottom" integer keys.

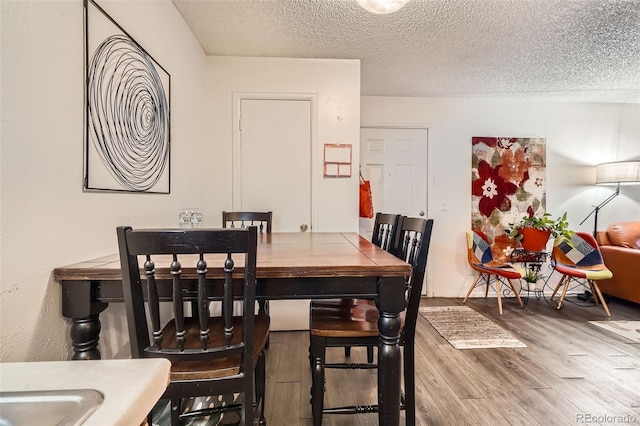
[
  {"left": 596, "top": 161, "right": 640, "bottom": 185},
  {"left": 356, "top": 0, "right": 410, "bottom": 14}
]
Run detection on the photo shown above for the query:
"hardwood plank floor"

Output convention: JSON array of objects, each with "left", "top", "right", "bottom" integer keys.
[{"left": 266, "top": 296, "right": 640, "bottom": 425}]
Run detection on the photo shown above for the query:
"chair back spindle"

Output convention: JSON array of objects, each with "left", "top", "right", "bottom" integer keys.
[
  {"left": 197, "top": 255, "right": 209, "bottom": 349},
  {"left": 170, "top": 255, "right": 186, "bottom": 351},
  {"left": 223, "top": 254, "right": 235, "bottom": 344},
  {"left": 144, "top": 256, "right": 163, "bottom": 350}
]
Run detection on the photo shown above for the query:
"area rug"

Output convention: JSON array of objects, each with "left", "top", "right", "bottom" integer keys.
[
  {"left": 589, "top": 320, "right": 640, "bottom": 343},
  {"left": 419, "top": 305, "right": 526, "bottom": 349}
]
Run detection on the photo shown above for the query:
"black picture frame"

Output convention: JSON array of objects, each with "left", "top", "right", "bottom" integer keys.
[{"left": 84, "top": 0, "right": 171, "bottom": 193}]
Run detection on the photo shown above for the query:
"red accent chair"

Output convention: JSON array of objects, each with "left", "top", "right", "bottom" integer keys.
[
  {"left": 463, "top": 230, "right": 524, "bottom": 315},
  {"left": 551, "top": 231, "right": 612, "bottom": 316}
]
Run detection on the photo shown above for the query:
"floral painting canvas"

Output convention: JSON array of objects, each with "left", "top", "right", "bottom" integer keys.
[{"left": 471, "top": 137, "right": 546, "bottom": 260}]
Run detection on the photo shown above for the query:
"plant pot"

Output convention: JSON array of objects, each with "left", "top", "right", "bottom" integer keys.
[{"left": 519, "top": 227, "right": 551, "bottom": 252}]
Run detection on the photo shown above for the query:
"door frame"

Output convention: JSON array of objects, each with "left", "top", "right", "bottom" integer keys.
[
  {"left": 360, "top": 122, "right": 434, "bottom": 296},
  {"left": 232, "top": 92, "right": 318, "bottom": 229}
]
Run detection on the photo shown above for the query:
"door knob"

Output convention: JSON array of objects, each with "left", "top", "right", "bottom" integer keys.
[
  {"left": 300, "top": 224, "right": 308, "bottom": 232},
  {"left": 419, "top": 210, "right": 425, "bottom": 217}
]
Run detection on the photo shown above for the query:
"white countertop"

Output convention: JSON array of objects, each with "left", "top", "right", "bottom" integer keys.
[{"left": 0, "top": 358, "right": 171, "bottom": 426}]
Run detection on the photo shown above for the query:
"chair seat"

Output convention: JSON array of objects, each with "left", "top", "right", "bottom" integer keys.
[
  {"left": 472, "top": 261, "right": 524, "bottom": 279},
  {"left": 552, "top": 263, "right": 613, "bottom": 280},
  {"left": 310, "top": 303, "right": 406, "bottom": 338},
  {"left": 166, "top": 315, "right": 270, "bottom": 381}
]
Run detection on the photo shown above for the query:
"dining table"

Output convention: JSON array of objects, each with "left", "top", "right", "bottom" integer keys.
[{"left": 53, "top": 231, "right": 412, "bottom": 426}]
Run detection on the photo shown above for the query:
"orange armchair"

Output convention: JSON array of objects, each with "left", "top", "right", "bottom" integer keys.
[{"left": 596, "top": 222, "right": 640, "bottom": 304}]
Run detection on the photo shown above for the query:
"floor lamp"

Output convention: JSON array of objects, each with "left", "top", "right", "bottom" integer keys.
[{"left": 580, "top": 161, "right": 640, "bottom": 238}]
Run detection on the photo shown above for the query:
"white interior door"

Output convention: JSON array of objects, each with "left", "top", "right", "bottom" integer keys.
[
  {"left": 359, "top": 127, "right": 428, "bottom": 236},
  {"left": 236, "top": 98, "right": 312, "bottom": 232},
  {"left": 234, "top": 96, "right": 313, "bottom": 330}
]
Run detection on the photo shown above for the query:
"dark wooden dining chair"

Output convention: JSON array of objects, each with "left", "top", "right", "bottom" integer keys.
[
  {"left": 223, "top": 211, "right": 273, "bottom": 318},
  {"left": 222, "top": 211, "right": 272, "bottom": 233},
  {"left": 310, "top": 213, "right": 402, "bottom": 361},
  {"left": 116, "top": 226, "right": 268, "bottom": 426},
  {"left": 308, "top": 217, "right": 434, "bottom": 426},
  {"left": 371, "top": 212, "right": 403, "bottom": 250}
]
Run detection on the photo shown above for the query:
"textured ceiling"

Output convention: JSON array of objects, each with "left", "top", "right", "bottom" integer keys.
[{"left": 172, "top": 0, "right": 640, "bottom": 103}]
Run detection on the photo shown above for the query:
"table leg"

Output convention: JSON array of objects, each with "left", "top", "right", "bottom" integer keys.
[
  {"left": 377, "top": 276, "right": 404, "bottom": 426},
  {"left": 61, "top": 280, "right": 108, "bottom": 360},
  {"left": 70, "top": 315, "right": 102, "bottom": 360}
]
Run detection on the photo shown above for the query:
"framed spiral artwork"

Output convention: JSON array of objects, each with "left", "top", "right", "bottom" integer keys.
[{"left": 84, "top": 0, "right": 170, "bottom": 193}]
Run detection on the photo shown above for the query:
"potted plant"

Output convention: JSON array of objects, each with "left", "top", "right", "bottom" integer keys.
[
  {"left": 524, "top": 269, "right": 542, "bottom": 283},
  {"left": 506, "top": 211, "right": 574, "bottom": 252},
  {"left": 521, "top": 268, "right": 545, "bottom": 291}
]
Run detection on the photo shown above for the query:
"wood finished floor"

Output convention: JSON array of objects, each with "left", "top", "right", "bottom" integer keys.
[{"left": 264, "top": 296, "right": 640, "bottom": 425}]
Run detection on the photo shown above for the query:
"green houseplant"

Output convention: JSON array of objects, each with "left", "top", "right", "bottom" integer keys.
[
  {"left": 524, "top": 268, "right": 542, "bottom": 284},
  {"left": 506, "top": 212, "right": 574, "bottom": 252}
]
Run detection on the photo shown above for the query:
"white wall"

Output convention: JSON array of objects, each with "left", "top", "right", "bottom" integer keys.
[
  {"left": 1, "top": 4, "right": 361, "bottom": 360},
  {"left": 0, "top": 0, "right": 209, "bottom": 361},
  {"left": 206, "top": 56, "right": 361, "bottom": 232},
  {"left": 362, "top": 97, "right": 640, "bottom": 297}
]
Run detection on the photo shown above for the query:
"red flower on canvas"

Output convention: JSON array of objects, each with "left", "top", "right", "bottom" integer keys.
[
  {"left": 472, "top": 160, "right": 518, "bottom": 217},
  {"left": 498, "top": 147, "right": 530, "bottom": 186}
]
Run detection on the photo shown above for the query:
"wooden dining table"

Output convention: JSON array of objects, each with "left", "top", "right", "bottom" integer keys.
[{"left": 53, "top": 231, "right": 412, "bottom": 426}]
